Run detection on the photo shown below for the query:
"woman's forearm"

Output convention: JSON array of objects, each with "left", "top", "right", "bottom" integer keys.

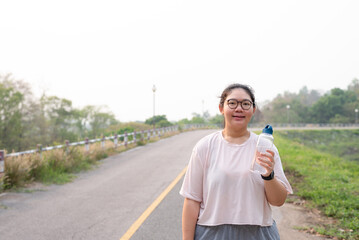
[
  {"left": 182, "top": 198, "right": 200, "bottom": 240},
  {"left": 264, "top": 177, "right": 288, "bottom": 206}
]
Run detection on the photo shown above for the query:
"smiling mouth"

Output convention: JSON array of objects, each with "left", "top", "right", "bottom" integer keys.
[{"left": 233, "top": 115, "right": 245, "bottom": 119}]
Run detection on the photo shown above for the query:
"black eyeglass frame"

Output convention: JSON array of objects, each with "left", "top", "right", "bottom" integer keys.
[{"left": 226, "top": 99, "right": 254, "bottom": 110}]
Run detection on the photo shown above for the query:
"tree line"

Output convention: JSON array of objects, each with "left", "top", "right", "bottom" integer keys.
[
  {"left": 177, "top": 79, "right": 359, "bottom": 126},
  {"left": 1, "top": 74, "right": 118, "bottom": 153},
  {"left": 258, "top": 80, "right": 359, "bottom": 124},
  {"left": 1, "top": 73, "right": 358, "bottom": 153}
]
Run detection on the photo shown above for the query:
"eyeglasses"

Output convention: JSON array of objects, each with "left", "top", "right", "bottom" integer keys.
[{"left": 227, "top": 99, "right": 253, "bottom": 110}]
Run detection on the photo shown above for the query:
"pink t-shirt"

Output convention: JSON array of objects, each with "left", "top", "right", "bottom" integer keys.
[{"left": 180, "top": 131, "right": 293, "bottom": 226}]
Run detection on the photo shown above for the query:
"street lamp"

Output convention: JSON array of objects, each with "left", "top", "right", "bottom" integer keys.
[
  {"left": 286, "top": 105, "right": 290, "bottom": 124},
  {"left": 355, "top": 108, "right": 358, "bottom": 124},
  {"left": 152, "top": 85, "right": 157, "bottom": 127},
  {"left": 202, "top": 100, "right": 204, "bottom": 116}
]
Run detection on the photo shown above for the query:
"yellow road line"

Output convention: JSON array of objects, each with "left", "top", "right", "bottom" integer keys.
[{"left": 119, "top": 166, "right": 188, "bottom": 240}]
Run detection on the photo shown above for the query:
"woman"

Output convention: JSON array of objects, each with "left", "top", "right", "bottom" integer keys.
[{"left": 180, "top": 83, "right": 293, "bottom": 240}]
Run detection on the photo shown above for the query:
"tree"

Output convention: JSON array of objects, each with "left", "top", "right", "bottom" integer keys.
[
  {"left": 309, "top": 88, "right": 357, "bottom": 123},
  {"left": 40, "top": 95, "right": 77, "bottom": 143},
  {"left": 0, "top": 77, "right": 25, "bottom": 152},
  {"left": 190, "top": 113, "right": 205, "bottom": 124},
  {"left": 81, "top": 105, "right": 118, "bottom": 138},
  {"left": 298, "top": 86, "right": 321, "bottom": 106},
  {"left": 0, "top": 74, "right": 121, "bottom": 151},
  {"left": 177, "top": 118, "right": 191, "bottom": 125},
  {"left": 145, "top": 115, "right": 172, "bottom": 127},
  {"left": 261, "top": 92, "right": 300, "bottom": 123},
  {"left": 209, "top": 114, "right": 224, "bottom": 125},
  {"left": 252, "top": 107, "right": 264, "bottom": 123},
  {"left": 202, "top": 111, "right": 211, "bottom": 122},
  {"left": 260, "top": 86, "right": 321, "bottom": 124},
  {"left": 71, "top": 108, "right": 88, "bottom": 139},
  {"left": 348, "top": 78, "right": 359, "bottom": 97}
]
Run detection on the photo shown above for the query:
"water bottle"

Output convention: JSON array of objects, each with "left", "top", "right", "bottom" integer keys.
[{"left": 251, "top": 125, "right": 274, "bottom": 174}]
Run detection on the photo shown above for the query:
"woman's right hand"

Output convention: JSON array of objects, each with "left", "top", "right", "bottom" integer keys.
[{"left": 257, "top": 150, "right": 275, "bottom": 177}]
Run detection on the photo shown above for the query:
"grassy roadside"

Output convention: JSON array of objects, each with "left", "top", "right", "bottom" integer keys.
[
  {"left": 275, "top": 130, "right": 358, "bottom": 240},
  {"left": 0, "top": 131, "right": 180, "bottom": 192}
]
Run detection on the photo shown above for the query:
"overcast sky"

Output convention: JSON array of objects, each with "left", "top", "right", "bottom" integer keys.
[{"left": 1, "top": 0, "right": 358, "bottom": 122}]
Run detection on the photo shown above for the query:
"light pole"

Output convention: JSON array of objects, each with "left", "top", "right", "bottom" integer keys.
[
  {"left": 286, "top": 105, "right": 290, "bottom": 124},
  {"left": 355, "top": 108, "right": 358, "bottom": 124},
  {"left": 152, "top": 85, "right": 157, "bottom": 127},
  {"left": 202, "top": 100, "right": 204, "bottom": 116}
]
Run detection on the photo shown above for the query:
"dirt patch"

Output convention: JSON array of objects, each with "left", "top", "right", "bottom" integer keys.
[
  {"left": 275, "top": 194, "right": 338, "bottom": 240},
  {"left": 0, "top": 181, "right": 49, "bottom": 197},
  {"left": 279, "top": 169, "right": 339, "bottom": 239},
  {"left": 22, "top": 181, "right": 50, "bottom": 191}
]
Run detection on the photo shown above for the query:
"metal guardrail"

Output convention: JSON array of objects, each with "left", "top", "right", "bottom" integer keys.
[
  {"left": 249, "top": 123, "right": 359, "bottom": 129},
  {"left": 5, "top": 126, "right": 179, "bottom": 158},
  {"left": 0, "top": 126, "right": 180, "bottom": 173},
  {"left": 248, "top": 123, "right": 359, "bottom": 129},
  {"left": 181, "top": 122, "right": 359, "bottom": 130}
]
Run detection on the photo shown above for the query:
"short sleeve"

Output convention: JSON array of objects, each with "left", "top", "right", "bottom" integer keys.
[
  {"left": 179, "top": 145, "right": 204, "bottom": 202},
  {"left": 273, "top": 145, "right": 293, "bottom": 194}
]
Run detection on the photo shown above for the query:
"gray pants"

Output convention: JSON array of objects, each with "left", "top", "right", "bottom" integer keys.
[{"left": 195, "top": 221, "right": 280, "bottom": 240}]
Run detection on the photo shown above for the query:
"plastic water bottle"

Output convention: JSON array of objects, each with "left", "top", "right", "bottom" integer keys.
[{"left": 251, "top": 125, "right": 274, "bottom": 174}]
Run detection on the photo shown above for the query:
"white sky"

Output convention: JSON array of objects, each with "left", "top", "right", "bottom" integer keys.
[{"left": 1, "top": 0, "right": 358, "bottom": 122}]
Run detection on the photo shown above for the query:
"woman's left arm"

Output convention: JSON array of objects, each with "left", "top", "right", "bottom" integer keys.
[
  {"left": 258, "top": 150, "right": 288, "bottom": 206},
  {"left": 263, "top": 177, "right": 288, "bottom": 206}
]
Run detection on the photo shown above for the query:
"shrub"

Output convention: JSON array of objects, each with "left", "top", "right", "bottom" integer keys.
[{"left": 3, "top": 156, "right": 31, "bottom": 189}]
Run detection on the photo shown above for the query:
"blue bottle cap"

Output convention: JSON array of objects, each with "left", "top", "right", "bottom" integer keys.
[{"left": 262, "top": 124, "right": 273, "bottom": 135}]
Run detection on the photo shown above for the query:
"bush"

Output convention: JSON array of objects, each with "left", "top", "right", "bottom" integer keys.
[{"left": 3, "top": 156, "right": 31, "bottom": 189}]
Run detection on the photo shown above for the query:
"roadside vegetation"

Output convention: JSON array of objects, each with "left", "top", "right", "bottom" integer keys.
[
  {"left": 0, "top": 130, "right": 179, "bottom": 192},
  {"left": 276, "top": 129, "right": 358, "bottom": 240}
]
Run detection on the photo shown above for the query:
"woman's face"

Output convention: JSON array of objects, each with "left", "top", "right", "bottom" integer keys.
[{"left": 219, "top": 88, "right": 256, "bottom": 130}]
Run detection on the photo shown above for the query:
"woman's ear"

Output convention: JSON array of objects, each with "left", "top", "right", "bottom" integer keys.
[{"left": 219, "top": 104, "right": 224, "bottom": 114}]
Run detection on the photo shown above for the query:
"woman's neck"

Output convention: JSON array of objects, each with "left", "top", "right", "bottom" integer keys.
[{"left": 222, "top": 127, "right": 250, "bottom": 145}]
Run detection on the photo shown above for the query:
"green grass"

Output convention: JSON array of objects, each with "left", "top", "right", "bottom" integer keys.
[
  {"left": 278, "top": 129, "right": 359, "bottom": 162},
  {"left": 35, "top": 167, "right": 76, "bottom": 185},
  {"left": 275, "top": 130, "right": 359, "bottom": 240}
]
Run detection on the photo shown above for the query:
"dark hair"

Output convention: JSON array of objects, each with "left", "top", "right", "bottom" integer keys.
[{"left": 219, "top": 83, "right": 256, "bottom": 107}]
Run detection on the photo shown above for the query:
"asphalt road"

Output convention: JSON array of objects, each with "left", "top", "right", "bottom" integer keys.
[
  {"left": 0, "top": 130, "right": 215, "bottom": 240},
  {"left": 0, "top": 129, "right": 328, "bottom": 240}
]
